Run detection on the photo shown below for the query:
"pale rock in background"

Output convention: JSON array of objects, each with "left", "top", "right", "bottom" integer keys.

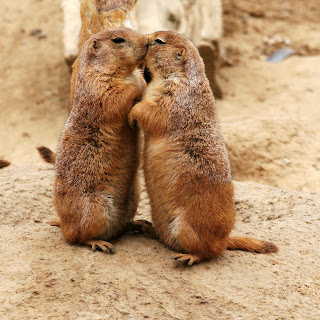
[
  {"left": 61, "top": 0, "right": 81, "bottom": 66},
  {"left": 61, "top": 0, "right": 224, "bottom": 97}
]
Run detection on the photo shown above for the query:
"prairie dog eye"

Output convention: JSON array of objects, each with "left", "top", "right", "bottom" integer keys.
[
  {"left": 155, "top": 38, "right": 166, "bottom": 44},
  {"left": 112, "top": 37, "right": 125, "bottom": 44}
]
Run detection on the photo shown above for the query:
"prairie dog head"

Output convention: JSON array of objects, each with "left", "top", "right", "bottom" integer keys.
[
  {"left": 145, "top": 31, "right": 206, "bottom": 83},
  {"left": 79, "top": 27, "right": 148, "bottom": 77}
]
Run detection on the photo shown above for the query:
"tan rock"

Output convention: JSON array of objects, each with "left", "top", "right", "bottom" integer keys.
[
  {"left": 61, "top": 0, "right": 224, "bottom": 97},
  {"left": 61, "top": 0, "right": 81, "bottom": 66}
]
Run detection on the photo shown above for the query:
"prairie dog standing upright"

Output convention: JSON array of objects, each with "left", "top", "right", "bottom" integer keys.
[
  {"left": 129, "top": 31, "right": 278, "bottom": 265},
  {"left": 55, "top": 28, "right": 148, "bottom": 252}
]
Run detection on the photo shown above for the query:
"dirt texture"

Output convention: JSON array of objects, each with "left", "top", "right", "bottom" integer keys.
[{"left": 0, "top": 0, "right": 320, "bottom": 319}]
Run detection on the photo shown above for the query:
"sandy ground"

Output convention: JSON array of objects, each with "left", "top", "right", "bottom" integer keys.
[{"left": 0, "top": 0, "right": 320, "bottom": 319}]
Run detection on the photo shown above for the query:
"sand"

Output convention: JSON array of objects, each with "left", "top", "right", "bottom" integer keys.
[{"left": 0, "top": 0, "right": 319, "bottom": 319}]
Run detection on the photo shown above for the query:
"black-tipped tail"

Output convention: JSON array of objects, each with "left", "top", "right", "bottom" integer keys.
[{"left": 36, "top": 146, "right": 56, "bottom": 164}]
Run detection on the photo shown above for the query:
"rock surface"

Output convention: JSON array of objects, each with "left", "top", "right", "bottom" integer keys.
[{"left": 1, "top": 164, "right": 319, "bottom": 319}]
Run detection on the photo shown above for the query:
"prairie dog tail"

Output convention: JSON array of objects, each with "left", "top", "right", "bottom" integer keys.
[
  {"left": 227, "top": 237, "right": 278, "bottom": 254},
  {"left": 37, "top": 146, "right": 56, "bottom": 164},
  {"left": 0, "top": 160, "right": 11, "bottom": 169}
]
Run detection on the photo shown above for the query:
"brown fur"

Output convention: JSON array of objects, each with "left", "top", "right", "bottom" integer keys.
[
  {"left": 0, "top": 160, "right": 11, "bottom": 169},
  {"left": 129, "top": 31, "right": 278, "bottom": 265},
  {"left": 55, "top": 28, "right": 148, "bottom": 252}
]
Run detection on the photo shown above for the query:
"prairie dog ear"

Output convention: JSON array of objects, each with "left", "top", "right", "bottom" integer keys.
[
  {"left": 175, "top": 47, "right": 186, "bottom": 61},
  {"left": 90, "top": 39, "right": 101, "bottom": 55}
]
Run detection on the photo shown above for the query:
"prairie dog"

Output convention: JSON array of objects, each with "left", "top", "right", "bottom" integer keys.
[
  {"left": 128, "top": 31, "right": 278, "bottom": 265},
  {"left": 55, "top": 28, "right": 148, "bottom": 252}
]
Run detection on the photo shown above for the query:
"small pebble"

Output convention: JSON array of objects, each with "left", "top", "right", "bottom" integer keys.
[{"left": 283, "top": 158, "right": 291, "bottom": 165}]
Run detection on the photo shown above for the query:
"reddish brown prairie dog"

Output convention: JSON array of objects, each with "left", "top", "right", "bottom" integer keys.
[
  {"left": 55, "top": 28, "right": 149, "bottom": 253},
  {"left": 128, "top": 31, "right": 278, "bottom": 265}
]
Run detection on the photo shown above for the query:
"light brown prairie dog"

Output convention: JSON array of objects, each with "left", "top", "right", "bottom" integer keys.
[
  {"left": 55, "top": 28, "right": 148, "bottom": 252},
  {"left": 128, "top": 31, "right": 278, "bottom": 265}
]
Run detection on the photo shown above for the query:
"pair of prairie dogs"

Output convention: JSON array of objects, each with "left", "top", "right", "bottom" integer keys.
[{"left": 49, "top": 27, "right": 278, "bottom": 265}]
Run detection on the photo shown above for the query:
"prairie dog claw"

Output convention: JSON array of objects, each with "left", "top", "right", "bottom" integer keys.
[
  {"left": 85, "top": 240, "right": 115, "bottom": 254},
  {"left": 171, "top": 253, "right": 201, "bottom": 266}
]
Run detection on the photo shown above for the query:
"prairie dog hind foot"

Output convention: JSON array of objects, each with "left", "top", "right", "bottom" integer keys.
[
  {"left": 171, "top": 253, "right": 202, "bottom": 266},
  {"left": 86, "top": 240, "right": 115, "bottom": 253},
  {"left": 49, "top": 220, "right": 115, "bottom": 253}
]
